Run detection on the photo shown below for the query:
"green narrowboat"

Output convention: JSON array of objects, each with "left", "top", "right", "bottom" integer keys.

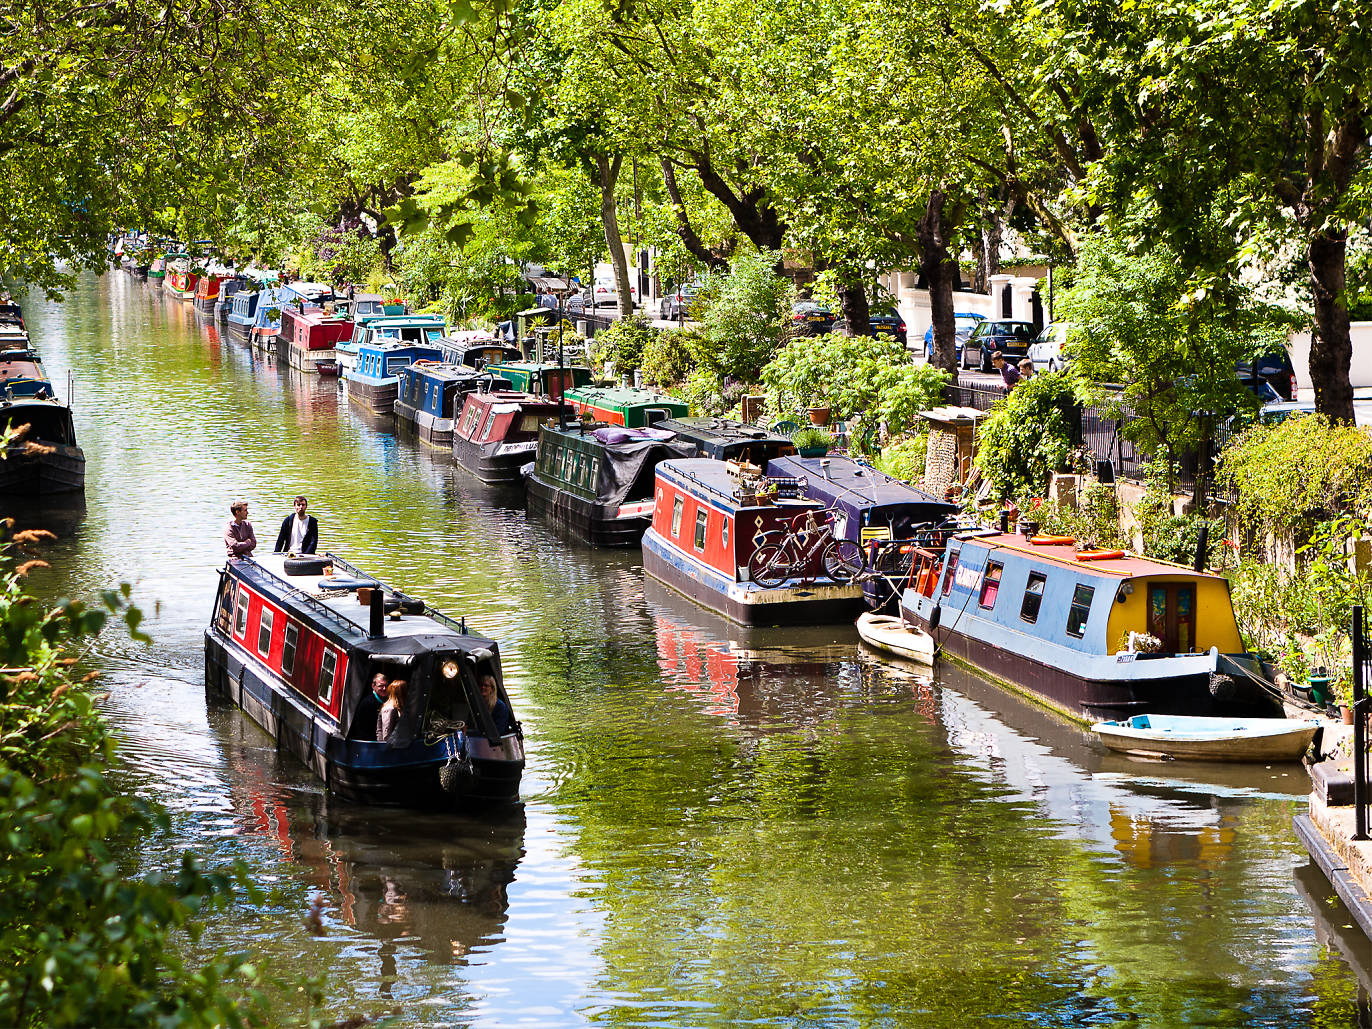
[
  {"left": 563, "top": 385, "right": 688, "bottom": 428},
  {"left": 487, "top": 361, "right": 592, "bottom": 400}
]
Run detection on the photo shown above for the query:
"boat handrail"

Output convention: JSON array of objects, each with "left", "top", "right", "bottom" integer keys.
[
  {"left": 238, "top": 557, "right": 366, "bottom": 639},
  {"left": 323, "top": 552, "right": 470, "bottom": 635}
]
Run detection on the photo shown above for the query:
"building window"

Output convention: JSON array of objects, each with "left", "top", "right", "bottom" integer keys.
[
  {"left": 257, "top": 608, "right": 274, "bottom": 657},
  {"left": 481, "top": 411, "right": 498, "bottom": 439},
  {"left": 318, "top": 650, "right": 338, "bottom": 705},
  {"left": 1020, "top": 572, "right": 1047, "bottom": 624},
  {"left": 671, "top": 497, "right": 684, "bottom": 536},
  {"left": 942, "top": 552, "right": 960, "bottom": 596},
  {"left": 694, "top": 509, "right": 708, "bottom": 551},
  {"left": 281, "top": 622, "right": 299, "bottom": 676},
  {"left": 234, "top": 586, "right": 249, "bottom": 638},
  {"left": 978, "top": 562, "right": 1003, "bottom": 608},
  {"left": 1066, "top": 584, "right": 1095, "bottom": 638}
]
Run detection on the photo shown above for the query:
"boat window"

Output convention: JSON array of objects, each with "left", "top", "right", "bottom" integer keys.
[
  {"left": 1020, "top": 572, "right": 1047, "bottom": 624},
  {"left": 281, "top": 622, "right": 299, "bottom": 676},
  {"left": 941, "top": 552, "right": 959, "bottom": 596},
  {"left": 722, "top": 519, "right": 729, "bottom": 548},
  {"left": 257, "top": 608, "right": 274, "bottom": 657},
  {"left": 234, "top": 586, "right": 250, "bottom": 638},
  {"left": 481, "top": 410, "right": 498, "bottom": 439},
  {"left": 586, "top": 457, "right": 598, "bottom": 488},
  {"left": 978, "top": 562, "right": 1003, "bottom": 608},
  {"left": 387, "top": 357, "right": 410, "bottom": 375},
  {"left": 1066, "top": 584, "right": 1094, "bottom": 638},
  {"left": 671, "top": 497, "right": 684, "bottom": 536},
  {"left": 215, "top": 583, "right": 234, "bottom": 633},
  {"left": 318, "top": 649, "right": 338, "bottom": 705},
  {"left": 694, "top": 509, "right": 708, "bottom": 551}
]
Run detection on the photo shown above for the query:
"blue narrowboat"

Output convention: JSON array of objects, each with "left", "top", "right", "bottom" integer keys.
[
  {"left": 899, "top": 533, "right": 1284, "bottom": 724},
  {"left": 204, "top": 551, "right": 524, "bottom": 807},
  {"left": 338, "top": 314, "right": 447, "bottom": 375},
  {"left": 395, "top": 364, "right": 513, "bottom": 448},
  {"left": 766, "top": 455, "right": 958, "bottom": 611},
  {"left": 0, "top": 354, "right": 85, "bottom": 494},
  {"left": 525, "top": 423, "right": 695, "bottom": 547},
  {"left": 224, "top": 286, "right": 261, "bottom": 342},
  {"left": 344, "top": 339, "right": 447, "bottom": 416},
  {"left": 439, "top": 335, "right": 523, "bottom": 370},
  {"left": 642, "top": 458, "right": 865, "bottom": 626},
  {"left": 654, "top": 417, "right": 795, "bottom": 466}
]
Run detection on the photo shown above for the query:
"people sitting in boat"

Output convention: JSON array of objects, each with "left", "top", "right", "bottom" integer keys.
[
  {"left": 378, "top": 679, "right": 407, "bottom": 743},
  {"left": 224, "top": 500, "right": 257, "bottom": 561},
  {"left": 274, "top": 495, "right": 318, "bottom": 554},
  {"left": 479, "top": 674, "right": 514, "bottom": 737},
  {"left": 349, "top": 673, "right": 390, "bottom": 741}
]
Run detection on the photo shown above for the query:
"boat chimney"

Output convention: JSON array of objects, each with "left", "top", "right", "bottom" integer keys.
[
  {"left": 820, "top": 458, "right": 831, "bottom": 481},
  {"left": 1193, "top": 522, "right": 1209, "bottom": 572},
  {"left": 369, "top": 589, "right": 384, "bottom": 638}
]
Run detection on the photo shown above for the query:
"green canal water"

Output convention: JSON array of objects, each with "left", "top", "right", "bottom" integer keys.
[{"left": 4, "top": 273, "right": 1370, "bottom": 1026}]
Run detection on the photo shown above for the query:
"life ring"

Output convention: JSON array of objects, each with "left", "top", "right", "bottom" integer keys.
[
  {"left": 318, "top": 574, "right": 379, "bottom": 590},
  {"left": 1029, "top": 535, "right": 1076, "bottom": 546},
  {"left": 1075, "top": 549, "right": 1126, "bottom": 562}
]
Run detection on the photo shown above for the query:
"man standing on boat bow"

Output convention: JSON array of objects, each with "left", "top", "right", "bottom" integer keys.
[
  {"left": 224, "top": 500, "right": 257, "bottom": 561},
  {"left": 274, "top": 495, "right": 318, "bottom": 554}
]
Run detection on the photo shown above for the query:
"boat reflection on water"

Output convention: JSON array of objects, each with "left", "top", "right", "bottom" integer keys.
[
  {"left": 1, "top": 495, "right": 88, "bottom": 540},
  {"left": 222, "top": 748, "right": 526, "bottom": 972},
  {"left": 1293, "top": 861, "right": 1372, "bottom": 1000}
]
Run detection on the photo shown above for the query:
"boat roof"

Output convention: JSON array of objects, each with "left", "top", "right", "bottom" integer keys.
[
  {"left": 464, "top": 389, "right": 560, "bottom": 410},
  {"left": 359, "top": 340, "right": 446, "bottom": 357},
  {"left": 768, "top": 455, "right": 956, "bottom": 519},
  {"left": 954, "top": 532, "right": 1227, "bottom": 580},
  {"left": 656, "top": 457, "right": 821, "bottom": 508},
  {"left": 359, "top": 313, "right": 446, "bottom": 328},
  {"left": 654, "top": 417, "right": 790, "bottom": 447},
  {"left": 564, "top": 384, "right": 687, "bottom": 410},
  {"left": 490, "top": 360, "right": 592, "bottom": 373},
  {"left": 0, "top": 356, "right": 47, "bottom": 383},
  {"left": 403, "top": 363, "right": 513, "bottom": 386},
  {"left": 230, "top": 553, "right": 495, "bottom": 654},
  {"left": 284, "top": 282, "right": 333, "bottom": 299}
]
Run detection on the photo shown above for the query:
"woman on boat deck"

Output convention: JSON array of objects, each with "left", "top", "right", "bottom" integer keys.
[{"left": 378, "top": 679, "right": 407, "bottom": 743}]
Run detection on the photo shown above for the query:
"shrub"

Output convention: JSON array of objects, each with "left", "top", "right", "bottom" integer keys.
[
  {"left": 593, "top": 317, "right": 654, "bottom": 377},
  {"left": 1132, "top": 458, "right": 1224, "bottom": 565},
  {"left": 874, "top": 434, "right": 928, "bottom": 483},
  {"left": 791, "top": 426, "right": 834, "bottom": 452},
  {"left": 642, "top": 328, "right": 700, "bottom": 387},
  {"left": 1039, "top": 482, "right": 1127, "bottom": 550},
  {"left": 696, "top": 250, "right": 794, "bottom": 382},
  {"left": 973, "top": 372, "right": 1083, "bottom": 502}
]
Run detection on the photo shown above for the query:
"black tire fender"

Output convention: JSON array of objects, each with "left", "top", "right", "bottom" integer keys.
[
  {"left": 927, "top": 604, "right": 942, "bottom": 633},
  {"left": 283, "top": 554, "right": 330, "bottom": 576}
]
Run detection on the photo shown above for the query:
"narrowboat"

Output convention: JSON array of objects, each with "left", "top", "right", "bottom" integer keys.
[
  {"left": 344, "top": 339, "right": 446, "bottom": 415},
  {"left": 204, "top": 551, "right": 525, "bottom": 807},
  {"left": 765, "top": 454, "right": 959, "bottom": 612},
  {"left": 441, "top": 335, "right": 522, "bottom": 371},
  {"left": 224, "top": 285, "right": 262, "bottom": 342},
  {"left": 148, "top": 253, "right": 166, "bottom": 281},
  {"left": 394, "top": 364, "right": 513, "bottom": 448},
  {"left": 345, "top": 293, "right": 387, "bottom": 320},
  {"left": 642, "top": 458, "right": 866, "bottom": 626},
  {"left": 213, "top": 276, "right": 247, "bottom": 323},
  {"left": 246, "top": 287, "right": 289, "bottom": 351},
  {"left": 337, "top": 314, "right": 447, "bottom": 375},
  {"left": 451, "top": 390, "right": 563, "bottom": 488},
  {"left": 276, "top": 282, "right": 337, "bottom": 346},
  {"left": 486, "top": 361, "right": 592, "bottom": 400},
  {"left": 163, "top": 253, "right": 199, "bottom": 301},
  {"left": 0, "top": 357, "right": 84, "bottom": 494},
  {"left": 282, "top": 305, "right": 354, "bottom": 374},
  {"left": 563, "top": 385, "right": 688, "bottom": 428},
  {"left": 525, "top": 422, "right": 695, "bottom": 546},
  {"left": 193, "top": 272, "right": 230, "bottom": 313},
  {"left": 899, "top": 533, "right": 1286, "bottom": 724},
  {"left": 653, "top": 417, "right": 795, "bottom": 465}
]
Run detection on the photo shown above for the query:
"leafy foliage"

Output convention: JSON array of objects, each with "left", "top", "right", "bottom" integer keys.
[
  {"left": 973, "top": 373, "right": 1083, "bottom": 502},
  {"left": 641, "top": 329, "right": 701, "bottom": 388},
  {"left": 696, "top": 251, "right": 794, "bottom": 382},
  {"left": 874, "top": 434, "right": 928, "bottom": 483},
  {"left": 594, "top": 317, "right": 654, "bottom": 378}
]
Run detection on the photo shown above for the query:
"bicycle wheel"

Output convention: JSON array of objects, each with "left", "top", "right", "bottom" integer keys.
[
  {"left": 822, "top": 539, "right": 864, "bottom": 583},
  {"left": 749, "top": 544, "right": 793, "bottom": 588}
]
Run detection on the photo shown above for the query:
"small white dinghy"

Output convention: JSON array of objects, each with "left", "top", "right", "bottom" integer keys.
[
  {"left": 1090, "top": 714, "right": 1323, "bottom": 762},
  {"left": 856, "top": 612, "right": 935, "bottom": 664}
]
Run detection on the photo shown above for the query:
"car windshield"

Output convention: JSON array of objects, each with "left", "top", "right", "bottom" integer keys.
[
  {"left": 794, "top": 302, "right": 826, "bottom": 313},
  {"left": 955, "top": 315, "right": 981, "bottom": 327}
]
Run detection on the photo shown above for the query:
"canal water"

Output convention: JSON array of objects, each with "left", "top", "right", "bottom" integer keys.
[{"left": 5, "top": 272, "right": 1371, "bottom": 1027}]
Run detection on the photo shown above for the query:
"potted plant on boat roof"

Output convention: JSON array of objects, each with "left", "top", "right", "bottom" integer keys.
[{"left": 792, "top": 425, "right": 834, "bottom": 458}]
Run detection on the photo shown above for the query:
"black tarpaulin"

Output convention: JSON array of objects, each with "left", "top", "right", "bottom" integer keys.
[{"left": 592, "top": 427, "right": 696, "bottom": 506}]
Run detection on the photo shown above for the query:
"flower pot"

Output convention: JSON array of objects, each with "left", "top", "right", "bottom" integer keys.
[
  {"left": 797, "top": 445, "right": 829, "bottom": 458},
  {"left": 808, "top": 406, "right": 831, "bottom": 426},
  {"left": 1309, "top": 675, "right": 1332, "bottom": 707},
  {"left": 1342, "top": 705, "right": 1357, "bottom": 725}
]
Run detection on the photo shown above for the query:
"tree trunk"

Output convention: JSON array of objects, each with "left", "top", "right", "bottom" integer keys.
[
  {"left": 1308, "top": 227, "right": 1355, "bottom": 424},
  {"left": 593, "top": 154, "right": 633, "bottom": 319},
  {"left": 660, "top": 159, "right": 729, "bottom": 270},
  {"left": 836, "top": 272, "right": 870, "bottom": 337},
  {"left": 917, "top": 190, "right": 961, "bottom": 376}
]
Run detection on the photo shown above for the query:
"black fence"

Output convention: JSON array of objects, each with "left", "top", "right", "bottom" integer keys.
[{"left": 1354, "top": 606, "right": 1371, "bottom": 840}]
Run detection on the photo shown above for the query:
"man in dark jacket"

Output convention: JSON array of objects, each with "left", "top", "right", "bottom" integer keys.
[{"left": 274, "top": 495, "right": 318, "bottom": 554}]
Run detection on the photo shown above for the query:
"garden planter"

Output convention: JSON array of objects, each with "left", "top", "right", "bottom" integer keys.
[
  {"left": 808, "top": 406, "right": 831, "bottom": 426},
  {"left": 797, "top": 445, "right": 830, "bottom": 458},
  {"left": 1342, "top": 705, "right": 1357, "bottom": 725}
]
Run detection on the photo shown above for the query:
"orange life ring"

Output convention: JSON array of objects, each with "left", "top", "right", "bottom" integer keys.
[
  {"left": 1075, "top": 549, "right": 1126, "bottom": 562},
  {"left": 1029, "top": 535, "right": 1076, "bottom": 546}
]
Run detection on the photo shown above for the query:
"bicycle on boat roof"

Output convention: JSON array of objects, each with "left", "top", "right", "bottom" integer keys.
[{"left": 747, "top": 509, "right": 866, "bottom": 588}]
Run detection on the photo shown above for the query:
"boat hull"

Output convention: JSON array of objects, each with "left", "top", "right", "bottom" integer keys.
[
  {"left": 394, "top": 401, "right": 453, "bottom": 449},
  {"left": 346, "top": 378, "right": 398, "bottom": 416},
  {"left": 225, "top": 319, "right": 253, "bottom": 343},
  {"left": 204, "top": 628, "right": 522, "bottom": 806},
  {"left": 856, "top": 612, "right": 934, "bottom": 664},
  {"left": 1092, "top": 716, "right": 1320, "bottom": 762},
  {"left": 525, "top": 472, "right": 646, "bottom": 547},
  {"left": 0, "top": 443, "right": 85, "bottom": 494},
  {"left": 451, "top": 435, "right": 533, "bottom": 489},
  {"left": 285, "top": 343, "right": 337, "bottom": 374},
  {"left": 643, "top": 527, "right": 863, "bottom": 626}
]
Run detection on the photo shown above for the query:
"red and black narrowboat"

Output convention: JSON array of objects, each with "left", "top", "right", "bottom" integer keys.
[
  {"left": 451, "top": 390, "right": 562, "bottom": 488},
  {"left": 204, "top": 551, "right": 525, "bottom": 807},
  {"left": 642, "top": 458, "right": 866, "bottom": 625},
  {"left": 282, "top": 306, "right": 355, "bottom": 374},
  {"left": 193, "top": 273, "right": 229, "bottom": 313}
]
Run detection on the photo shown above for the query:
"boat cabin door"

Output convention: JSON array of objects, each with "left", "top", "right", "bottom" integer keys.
[{"left": 1146, "top": 582, "right": 1196, "bottom": 654}]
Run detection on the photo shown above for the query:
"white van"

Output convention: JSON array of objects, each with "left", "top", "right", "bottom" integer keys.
[{"left": 591, "top": 263, "right": 639, "bottom": 308}]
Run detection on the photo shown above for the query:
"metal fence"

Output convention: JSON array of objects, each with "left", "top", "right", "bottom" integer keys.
[{"left": 1353, "top": 606, "right": 1370, "bottom": 840}]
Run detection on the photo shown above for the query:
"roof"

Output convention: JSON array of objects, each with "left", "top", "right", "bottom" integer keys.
[
  {"left": 360, "top": 340, "right": 446, "bottom": 356},
  {"left": 956, "top": 532, "right": 1225, "bottom": 580},
  {"left": 654, "top": 417, "right": 791, "bottom": 446},
  {"left": 564, "top": 385, "right": 686, "bottom": 409},
  {"left": 768, "top": 455, "right": 954, "bottom": 512},
  {"left": 920, "top": 406, "right": 988, "bottom": 425},
  {"left": 358, "top": 314, "right": 446, "bottom": 328}
]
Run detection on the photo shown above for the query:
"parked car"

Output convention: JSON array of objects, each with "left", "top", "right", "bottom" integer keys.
[
  {"left": 834, "top": 305, "right": 907, "bottom": 344},
  {"left": 922, "top": 312, "right": 986, "bottom": 362},
  {"left": 1027, "top": 321, "right": 1073, "bottom": 372},
  {"left": 591, "top": 265, "right": 639, "bottom": 308},
  {"left": 962, "top": 319, "right": 1036, "bottom": 371},
  {"left": 1235, "top": 349, "right": 1297, "bottom": 402},
  {"left": 790, "top": 301, "right": 836, "bottom": 336},
  {"left": 660, "top": 282, "right": 700, "bottom": 320}
]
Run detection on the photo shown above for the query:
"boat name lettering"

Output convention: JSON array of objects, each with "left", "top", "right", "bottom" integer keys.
[{"left": 953, "top": 564, "right": 981, "bottom": 590}]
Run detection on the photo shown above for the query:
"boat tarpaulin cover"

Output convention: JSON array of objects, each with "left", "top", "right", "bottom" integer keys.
[{"left": 592, "top": 429, "right": 695, "bottom": 506}]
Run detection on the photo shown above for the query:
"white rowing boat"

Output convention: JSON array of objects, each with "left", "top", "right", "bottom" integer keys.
[
  {"left": 1090, "top": 714, "right": 1322, "bottom": 762},
  {"left": 856, "top": 612, "right": 935, "bottom": 664}
]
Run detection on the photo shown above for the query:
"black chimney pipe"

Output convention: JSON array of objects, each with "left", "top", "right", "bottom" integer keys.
[
  {"left": 369, "top": 589, "right": 384, "bottom": 638},
  {"left": 1193, "top": 523, "right": 1209, "bottom": 573}
]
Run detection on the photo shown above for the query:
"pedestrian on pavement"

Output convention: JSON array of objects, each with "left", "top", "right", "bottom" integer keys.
[
  {"left": 1018, "top": 358, "right": 1035, "bottom": 382},
  {"left": 992, "top": 351, "right": 1020, "bottom": 389}
]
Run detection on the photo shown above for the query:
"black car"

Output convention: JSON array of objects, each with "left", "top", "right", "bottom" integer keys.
[
  {"left": 790, "top": 301, "right": 836, "bottom": 336},
  {"left": 1234, "top": 350, "right": 1297, "bottom": 402},
  {"left": 834, "top": 306, "right": 907, "bottom": 344},
  {"left": 962, "top": 319, "right": 1036, "bottom": 372}
]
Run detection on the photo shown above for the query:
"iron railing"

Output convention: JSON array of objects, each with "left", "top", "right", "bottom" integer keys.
[{"left": 1353, "top": 606, "right": 1370, "bottom": 840}]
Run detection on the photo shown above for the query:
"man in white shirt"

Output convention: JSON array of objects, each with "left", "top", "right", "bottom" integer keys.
[{"left": 273, "top": 495, "right": 318, "bottom": 554}]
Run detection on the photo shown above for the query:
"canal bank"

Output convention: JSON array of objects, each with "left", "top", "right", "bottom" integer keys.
[{"left": 3, "top": 271, "right": 1370, "bottom": 1027}]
